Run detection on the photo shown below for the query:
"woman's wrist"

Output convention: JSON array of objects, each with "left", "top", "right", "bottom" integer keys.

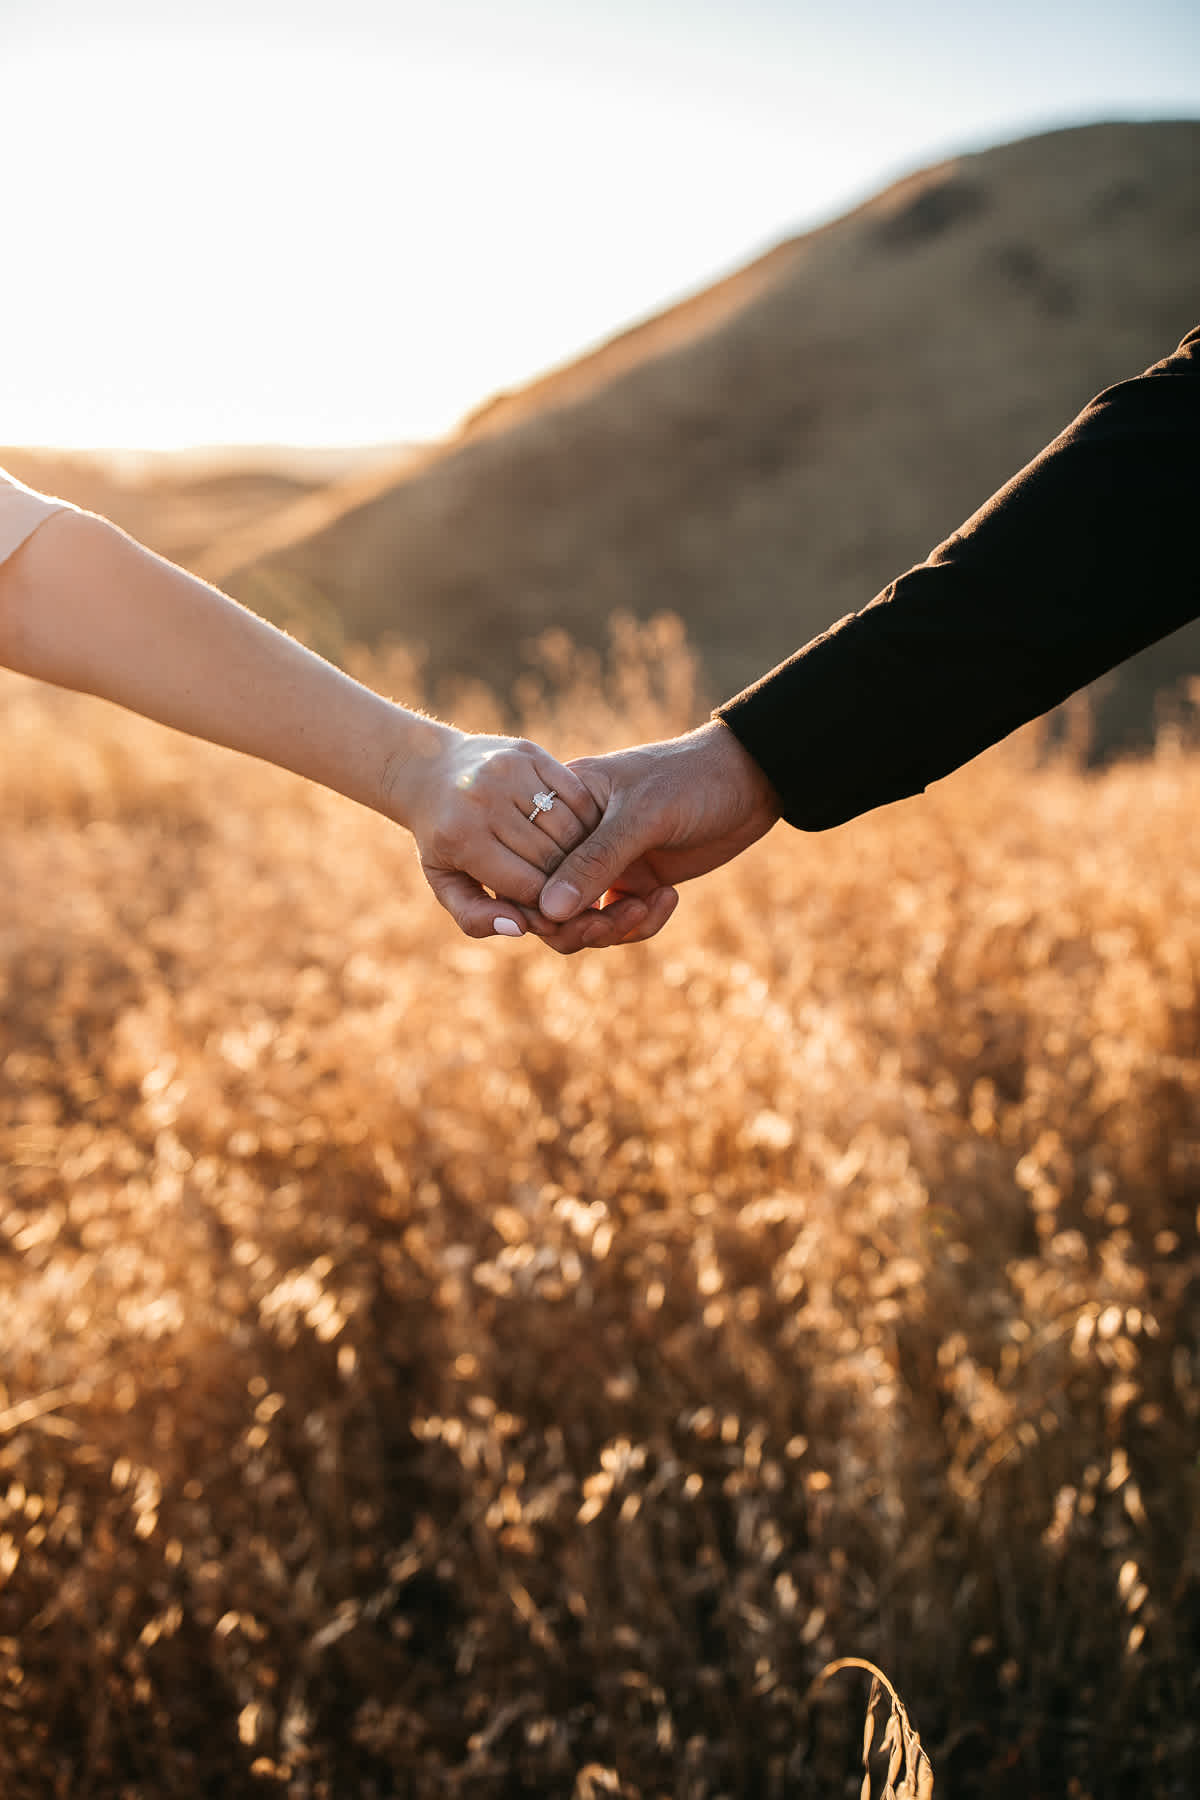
[{"left": 376, "top": 707, "right": 461, "bottom": 832}]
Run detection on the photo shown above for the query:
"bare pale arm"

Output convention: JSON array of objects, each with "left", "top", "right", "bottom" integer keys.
[{"left": 0, "top": 509, "right": 622, "bottom": 939}]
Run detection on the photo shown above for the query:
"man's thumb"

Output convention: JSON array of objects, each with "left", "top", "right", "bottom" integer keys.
[{"left": 539, "top": 816, "right": 637, "bottom": 921}]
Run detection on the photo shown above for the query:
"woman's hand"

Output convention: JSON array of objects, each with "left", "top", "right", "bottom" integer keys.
[
  {"left": 383, "top": 720, "right": 615, "bottom": 939},
  {"left": 0, "top": 507, "right": 665, "bottom": 945}
]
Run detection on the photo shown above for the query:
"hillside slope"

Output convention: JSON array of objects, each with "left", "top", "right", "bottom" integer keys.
[
  {"left": 0, "top": 445, "right": 422, "bottom": 578},
  {"left": 218, "top": 120, "right": 1200, "bottom": 745}
]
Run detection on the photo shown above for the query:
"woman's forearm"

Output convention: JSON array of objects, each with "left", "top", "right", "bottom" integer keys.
[
  {"left": 0, "top": 508, "right": 443, "bottom": 823},
  {"left": 0, "top": 507, "right": 655, "bottom": 943}
]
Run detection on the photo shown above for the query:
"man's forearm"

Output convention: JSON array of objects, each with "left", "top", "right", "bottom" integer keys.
[{"left": 718, "top": 324, "right": 1200, "bottom": 829}]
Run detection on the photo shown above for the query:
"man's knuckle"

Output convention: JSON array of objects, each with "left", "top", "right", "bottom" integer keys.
[{"left": 570, "top": 841, "right": 614, "bottom": 880}]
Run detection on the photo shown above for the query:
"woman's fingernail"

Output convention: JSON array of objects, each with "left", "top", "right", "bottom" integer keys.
[{"left": 492, "top": 917, "right": 523, "bottom": 937}]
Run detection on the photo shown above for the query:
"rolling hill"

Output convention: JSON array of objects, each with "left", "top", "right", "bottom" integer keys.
[{"left": 210, "top": 118, "right": 1200, "bottom": 750}]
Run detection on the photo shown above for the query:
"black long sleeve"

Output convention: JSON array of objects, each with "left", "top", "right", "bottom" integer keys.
[{"left": 716, "top": 325, "right": 1200, "bottom": 830}]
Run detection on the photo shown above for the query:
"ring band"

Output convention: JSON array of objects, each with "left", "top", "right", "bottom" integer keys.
[{"left": 529, "top": 789, "right": 557, "bottom": 822}]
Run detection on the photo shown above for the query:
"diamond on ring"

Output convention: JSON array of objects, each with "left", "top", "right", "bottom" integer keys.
[{"left": 528, "top": 789, "right": 557, "bottom": 822}]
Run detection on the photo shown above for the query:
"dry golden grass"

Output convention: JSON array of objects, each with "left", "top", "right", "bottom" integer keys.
[
  {"left": 1, "top": 623, "right": 1198, "bottom": 1798},
  {"left": 817, "top": 1659, "right": 934, "bottom": 1800}
]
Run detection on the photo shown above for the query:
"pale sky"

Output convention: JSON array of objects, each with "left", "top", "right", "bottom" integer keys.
[{"left": 2, "top": 0, "right": 1197, "bottom": 447}]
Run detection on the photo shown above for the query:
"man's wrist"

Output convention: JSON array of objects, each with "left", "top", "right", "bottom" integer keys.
[{"left": 700, "top": 716, "right": 782, "bottom": 822}]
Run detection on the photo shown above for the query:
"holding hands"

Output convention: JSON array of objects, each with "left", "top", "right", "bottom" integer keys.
[
  {"left": 6, "top": 327, "right": 1194, "bottom": 958},
  {"left": 421, "top": 719, "right": 781, "bottom": 954},
  {"left": 532, "top": 721, "right": 781, "bottom": 951},
  {"left": 409, "top": 720, "right": 782, "bottom": 953},
  {"left": 396, "top": 723, "right": 693, "bottom": 949},
  {"left": 0, "top": 493, "right": 774, "bottom": 954}
]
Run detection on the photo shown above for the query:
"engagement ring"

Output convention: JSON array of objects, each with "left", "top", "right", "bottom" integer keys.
[{"left": 528, "top": 789, "right": 557, "bottom": 822}]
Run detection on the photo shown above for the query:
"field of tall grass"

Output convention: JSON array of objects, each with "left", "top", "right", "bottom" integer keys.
[{"left": 1, "top": 622, "right": 1197, "bottom": 1798}]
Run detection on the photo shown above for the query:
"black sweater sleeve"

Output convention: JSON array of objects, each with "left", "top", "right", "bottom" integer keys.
[{"left": 715, "top": 324, "right": 1200, "bottom": 830}]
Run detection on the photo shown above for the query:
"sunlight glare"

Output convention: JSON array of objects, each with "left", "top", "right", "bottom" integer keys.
[{"left": 1, "top": 40, "right": 838, "bottom": 448}]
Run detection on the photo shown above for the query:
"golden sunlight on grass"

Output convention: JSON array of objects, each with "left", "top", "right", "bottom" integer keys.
[{"left": 1, "top": 624, "right": 1197, "bottom": 1797}]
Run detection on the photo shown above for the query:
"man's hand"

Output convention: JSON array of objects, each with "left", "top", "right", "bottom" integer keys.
[{"left": 532, "top": 720, "right": 782, "bottom": 952}]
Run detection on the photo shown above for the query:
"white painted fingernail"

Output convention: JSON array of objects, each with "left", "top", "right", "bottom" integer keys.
[{"left": 492, "top": 917, "right": 523, "bottom": 937}]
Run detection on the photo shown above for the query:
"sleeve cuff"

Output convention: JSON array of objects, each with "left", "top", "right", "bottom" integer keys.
[
  {"left": 714, "top": 605, "right": 932, "bottom": 831},
  {"left": 0, "top": 469, "right": 74, "bottom": 569}
]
